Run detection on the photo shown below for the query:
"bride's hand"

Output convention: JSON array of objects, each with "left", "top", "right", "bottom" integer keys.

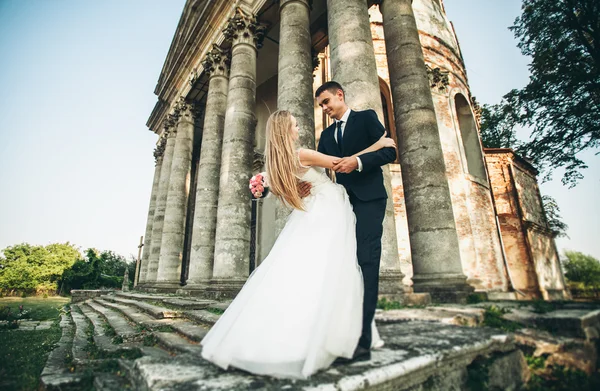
[{"left": 377, "top": 131, "right": 396, "bottom": 149}]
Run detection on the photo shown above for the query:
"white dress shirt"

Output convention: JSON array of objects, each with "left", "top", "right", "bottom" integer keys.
[{"left": 335, "top": 108, "right": 363, "bottom": 172}]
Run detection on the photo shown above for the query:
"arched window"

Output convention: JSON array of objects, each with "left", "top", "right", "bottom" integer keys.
[{"left": 455, "top": 93, "right": 487, "bottom": 181}]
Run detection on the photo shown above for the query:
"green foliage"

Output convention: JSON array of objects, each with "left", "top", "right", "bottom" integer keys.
[
  {"left": 205, "top": 307, "right": 225, "bottom": 315},
  {"left": 479, "top": 99, "right": 524, "bottom": 150},
  {"left": 482, "top": 305, "right": 523, "bottom": 332},
  {"left": 542, "top": 195, "right": 569, "bottom": 238},
  {"left": 59, "top": 248, "right": 135, "bottom": 293},
  {"left": 466, "top": 293, "right": 487, "bottom": 304},
  {"left": 0, "top": 243, "right": 80, "bottom": 294},
  {"left": 525, "top": 354, "right": 547, "bottom": 370},
  {"left": 531, "top": 299, "right": 557, "bottom": 314},
  {"left": 481, "top": 0, "right": 600, "bottom": 187},
  {"left": 562, "top": 251, "right": 600, "bottom": 289},
  {"left": 525, "top": 365, "right": 600, "bottom": 391},
  {"left": 376, "top": 297, "right": 404, "bottom": 310}
]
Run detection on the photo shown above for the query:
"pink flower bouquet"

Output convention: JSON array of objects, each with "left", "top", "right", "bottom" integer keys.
[{"left": 249, "top": 172, "right": 269, "bottom": 199}]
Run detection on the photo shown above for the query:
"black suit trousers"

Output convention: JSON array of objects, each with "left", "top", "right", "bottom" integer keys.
[{"left": 348, "top": 191, "right": 386, "bottom": 350}]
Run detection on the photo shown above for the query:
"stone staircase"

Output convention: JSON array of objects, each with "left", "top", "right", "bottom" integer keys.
[{"left": 40, "top": 291, "right": 542, "bottom": 390}]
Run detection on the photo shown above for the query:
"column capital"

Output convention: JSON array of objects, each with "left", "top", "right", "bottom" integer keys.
[
  {"left": 153, "top": 136, "right": 167, "bottom": 163},
  {"left": 202, "top": 44, "right": 230, "bottom": 78},
  {"left": 223, "top": 8, "right": 267, "bottom": 49}
]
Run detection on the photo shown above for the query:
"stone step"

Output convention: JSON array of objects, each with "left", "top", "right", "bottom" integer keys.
[
  {"left": 114, "top": 291, "right": 173, "bottom": 301},
  {"left": 97, "top": 297, "right": 208, "bottom": 342},
  {"left": 153, "top": 332, "right": 203, "bottom": 355},
  {"left": 184, "top": 309, "right": 221, "bottom": 325},
  {"left": 70, "top": 306, "right": 92, "bottom": 364},
  {"left": 101, "top": 295, "right": 184, "bottom": 319},
  {"left": 162, "top": 297, "right": 216, "bottom": 310},
  {"left": 86, "top": 299, "right": 139, "bottom": 341},
  {"left": 130, "top": 321, "right": 528, "bottom": 391},
  {"left": 500, "top": 307, "right": 600, "bottom": 339},
  {"left": 40, "top": 313, "right": 88, "bottom": 389},
  {"left": 77, "top": 303, "right": 120, "bottom": 352},
  {"left": 115, "top": 290, "right": 222, "bottom": 311}
]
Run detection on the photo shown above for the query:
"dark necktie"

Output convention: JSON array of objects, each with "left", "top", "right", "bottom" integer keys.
[{"left": 336, "top": 120, "right": 344, "bottom": 154}]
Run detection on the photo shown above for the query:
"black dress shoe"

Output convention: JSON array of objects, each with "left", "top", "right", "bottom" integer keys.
[
  {"left": 352, "top": 346, "right": 371, "bottom": 361},
  {"left": 333, "top": 346, "right": 371, "bottom": 365}
]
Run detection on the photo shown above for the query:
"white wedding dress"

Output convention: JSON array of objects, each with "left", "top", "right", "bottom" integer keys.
[{"left": 201, "top": 167, "right": 380, "bottom": 379}]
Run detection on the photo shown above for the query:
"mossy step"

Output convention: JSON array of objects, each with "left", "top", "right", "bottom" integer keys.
[
  {"left": 86, "top": 300, "right": 138, "bottom": 341},
  {"left": 153, "top": 332, "right": 203, "bottom": 355},
  {"left": 102, "top": 295, "right": 184, "bottom": 319}
]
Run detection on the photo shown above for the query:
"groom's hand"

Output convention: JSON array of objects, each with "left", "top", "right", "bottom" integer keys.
[
  {"left": 298, "top": 181, "right": 312, "bottom": 198},
  {"left": 332, "top": 157, "right": 358, "bottom": 173}
]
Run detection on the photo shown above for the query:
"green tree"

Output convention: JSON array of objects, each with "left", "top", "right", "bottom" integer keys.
[
  {"left": 0, "top": 243, "right": 80, "bottom": 293},
  {"left": 59, "top": 248, "right": 134, "bottom": 293},
  {"left": 563, "top": 251, "right": 600, "bottom": 288},
  {"left": 481, "top": 0, "right": 600, "bottom": 187},
  {"left": 541, "top": 195, "right": 569, "bottom": 238}
]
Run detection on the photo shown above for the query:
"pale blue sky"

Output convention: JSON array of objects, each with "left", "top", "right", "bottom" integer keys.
[{"left": 0, "top": 0, "right": 597, "bottom": 260}]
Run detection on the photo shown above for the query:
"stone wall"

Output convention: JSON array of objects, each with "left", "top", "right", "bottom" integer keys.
[{"left": 485, "top": 149, "right": 569, "bottom": 300}]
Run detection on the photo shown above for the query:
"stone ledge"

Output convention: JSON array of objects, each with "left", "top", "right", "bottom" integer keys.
[{"left": 130, "top": 322, "right": 525, "bottom": 391}]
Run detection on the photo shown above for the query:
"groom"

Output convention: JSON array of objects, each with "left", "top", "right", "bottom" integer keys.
[{"left": 316, "top": 81, "right": 397, "bottom": 361}]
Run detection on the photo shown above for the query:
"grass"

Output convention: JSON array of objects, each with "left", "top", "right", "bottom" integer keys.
[
  {"left": 481, "top": 305, "right": 523, "bottom": 332},
  {"left": 0, "top": 296, "right": 70, "bottom": 322},
  {"left": 205, "top": 307, "right": 225, "bottom": 315},
  {"left": 0, "top": 296, "right": 70, "bottom": 391}
]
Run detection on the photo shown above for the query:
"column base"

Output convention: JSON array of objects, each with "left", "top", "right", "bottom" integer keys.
[
  {"left": 378, "top": 269, "right": 408, "bottom": 302},
  {"left": 412, "top": 273, "right": 474, "bottom": 304},
  {"left": 203, "top": 278, "right": 247, "bottom": 300},
  {"left": 142, "top": 281, "right": 182, "bottom": 293},
  {"left": 177, "top": 282, "right": 211, "bottom": 297}
]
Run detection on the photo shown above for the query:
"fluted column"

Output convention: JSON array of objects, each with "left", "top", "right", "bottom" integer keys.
[
  {"left": 379, "top": 0, "right": 472, "bottom": 302},
  {"left": 274, "top": 0, "right": 317, "bottom": 234},
  {"left": 145, "top": 119, "right": 177, "bottom": 283},
  {"left": 184, "top": 46, "right": 230, "bottom": 291},
  {"left": 138, "top": 138, "right": 167, "bottom": 284},
  {"left": 327, "top": 0, "right": 404, "bottom": 297},
  {"left": 210, "top": 10, "right": 266, "bottom": 297},
  {"left": 155, "top": 99, "right": 197, "bottom": 288}
]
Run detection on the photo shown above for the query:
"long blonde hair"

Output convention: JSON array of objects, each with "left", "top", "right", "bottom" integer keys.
[{"left": 265, "top": 110, "right": 304, "bottom": 211}]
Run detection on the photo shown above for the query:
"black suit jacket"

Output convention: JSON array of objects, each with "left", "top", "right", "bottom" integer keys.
[{"left": 317, "top": 109, "right": 397, "bottom": 202}]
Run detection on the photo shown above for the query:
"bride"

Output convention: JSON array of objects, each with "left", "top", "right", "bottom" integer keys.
[{"left": 201, "top": 110, "right": 396, "bottom": 379}]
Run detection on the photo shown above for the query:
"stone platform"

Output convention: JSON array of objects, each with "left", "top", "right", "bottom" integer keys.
[{"left": 40, "top": 291, "right": 600, "bottom": 390}]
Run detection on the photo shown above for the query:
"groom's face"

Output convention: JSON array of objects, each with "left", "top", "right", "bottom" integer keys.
[{"left": 316, "top": 89, "right": 345, "bottom": 121}]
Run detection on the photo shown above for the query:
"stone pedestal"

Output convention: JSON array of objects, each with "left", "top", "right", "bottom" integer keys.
[
  {"left": 327, "top": 0, "right": 405, "bottom": 297},
  {"left": 144, "top": 120, "right": 177, "bottom": 284},
  {"left": 379, "top": 0, "right": 472, "bottom": 302},
  {"left": 138, "top": 143, "right": 164, "bottom": 284},
  {"left": 184, "top": 46, "right": 230, "bottom": 293},
  {"left": 210, "top": 11, "right": 265, "bottom": 297},
  {"left": 156, "top": 100, "right": 196, "bottom": 289}
]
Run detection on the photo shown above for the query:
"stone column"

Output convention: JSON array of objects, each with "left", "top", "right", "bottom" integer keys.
[
  {"left": 274, "top": 0, "right": 316, "bottom": 234},
  {"left": 137, "top": 138, "right": 166, "bottom": 284},
  {"left": 379, "top": 0, "right": 472, "bottom": 302},
  {"left": 184, "top": 46, "right": 230, "bottom": 292},
  {"left": 156, "top": 99, "right": 197, "bottom": 289},
  {"left": 327, "top": 0, "right": 404, "bottom": 298},
  {"left": 144, "top": 119, "right": 177, "bottom": 284},
  {"left": 210, "top": 10, "right": 266, "bottom": 298}
]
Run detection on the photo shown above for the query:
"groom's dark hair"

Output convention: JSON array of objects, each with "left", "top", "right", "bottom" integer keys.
[{"left": 315, "top": 81, "right": 345, "bottom": 99}]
